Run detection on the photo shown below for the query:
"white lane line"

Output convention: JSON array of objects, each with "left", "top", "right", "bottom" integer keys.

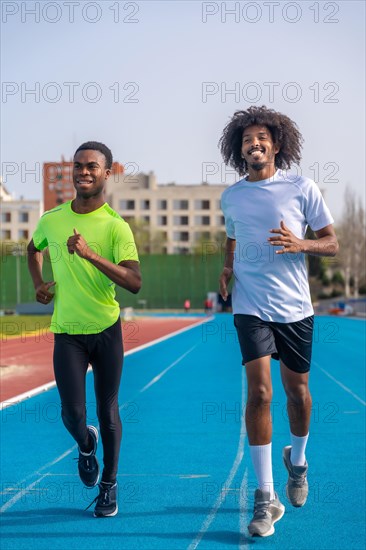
[
  {"left": 187, "top": 368, "right": 247, "bottom": 550},
  {"left": 313, "top": 360, "right": 366, "bottom": 406},
  {"left": 123, "top": 316, "right": 213, "bottom": 357},
  {"left": 239, "top": 469, "right": 249, "bottom": 549},
  {"left": 0, "top": 474, "right": 49, "bottom": 513},
  {"left": 0, "top": 316, "right": 212, "bottom": 410},
  {"left": 0, "top": 447, "right": 77, "bottom": 514},
  {"left": 140, "top": 345, "right": 198, "bottom": 392},
  {"left": 0, "top": 381, "right": 58, "bottom": 410}
]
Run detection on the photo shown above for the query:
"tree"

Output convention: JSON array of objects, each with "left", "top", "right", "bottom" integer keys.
[
  {"left": 127, "top": 218, "right": 166, "bottom": 255},
  {"left": 337, "top": 187, "right": 366, "bottom": 298},
  {"left": 192, "top": 230, "right": 226, "bottom": 257}
]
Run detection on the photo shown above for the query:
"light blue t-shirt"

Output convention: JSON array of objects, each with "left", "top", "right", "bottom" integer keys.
[{"left": 221, "top": 170, "right": 334, "bottom": 323}]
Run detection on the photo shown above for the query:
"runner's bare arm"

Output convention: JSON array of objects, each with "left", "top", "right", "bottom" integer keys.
[
  {"left": 27, "top": 239, "right": 56, "bottom": 303},
  {"left": 90, "top": 257, "right": 141, "bottom": 293},
  {"left": 219, "top": 237, "right": 236, "bottom": 301},
  {"left": 268, "top": 221, "right": 338, "bottom": 257}
]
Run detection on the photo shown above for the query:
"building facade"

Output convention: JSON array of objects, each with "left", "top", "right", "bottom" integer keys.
[
  {"left": 40, "top": 160, "right": 228, "bottom": 254},
  {"left": 0, "top": 181, "right": 42, "bottom": 242},
  {"left": 106, "top": 172, "right": 228, "bottom": 254}
]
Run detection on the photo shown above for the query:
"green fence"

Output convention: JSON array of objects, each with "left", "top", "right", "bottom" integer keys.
[{"left": 1, "top": 254, "right": 225, "bottom": 310}]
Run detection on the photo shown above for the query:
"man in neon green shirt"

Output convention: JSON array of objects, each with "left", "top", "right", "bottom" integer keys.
[{"left": 27, "top": 141, "right": 141, "bottom": 517}]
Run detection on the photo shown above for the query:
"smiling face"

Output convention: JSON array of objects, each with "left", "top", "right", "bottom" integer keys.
[
  {"left": 73, "top": 149, "right": 111, "bottom": 200},
  {"left": 241, "top": 125, "right": 280, "bottom": 180}
]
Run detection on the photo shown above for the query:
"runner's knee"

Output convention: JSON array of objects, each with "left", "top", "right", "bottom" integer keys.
[
  {"left": 285, "top": 384, "right": 311, "bottom": 407},
  {"left": 247, "top": 384, "right": 273, "bottom": 406},
  {"left": 61, "top": 403, "right": 86, "bottom": 427}
]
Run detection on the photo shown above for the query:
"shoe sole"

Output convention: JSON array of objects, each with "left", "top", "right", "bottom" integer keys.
[
  {"left": 283, "top": 446, "right": 308, "bottom": 508},
  {"left": 248, "top": 504, "right": 285, "bottom": 537},
  {"left": 87, "top": 425, "right": 99, "bottom": 447},
  {"left": 94, "top": 505, "right": 118, "bottom": 518},
  {"left": 81, "top": 426, "right": 100, "bottom": 488}
]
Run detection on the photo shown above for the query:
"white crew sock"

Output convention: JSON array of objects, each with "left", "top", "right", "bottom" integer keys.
[
  {"left": 290, "top": 433, "right": 309, "bottom": 466},
  {"left": 249, "top": 443, "right": 275, "bottom": 500}
]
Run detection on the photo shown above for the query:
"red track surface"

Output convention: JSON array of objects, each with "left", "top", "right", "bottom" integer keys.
[{"left": 0, "top": 317, "right": 201, "bottom": 402}]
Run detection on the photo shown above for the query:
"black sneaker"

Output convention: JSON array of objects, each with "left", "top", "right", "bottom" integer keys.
[
  {"left": 92, "top": 481, "right": 118, "bottom": 517},
  {"left": 77, "top": 425, "right": 99, "bottom": 487}
]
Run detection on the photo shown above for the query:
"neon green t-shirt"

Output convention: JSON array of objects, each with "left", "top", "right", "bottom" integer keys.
[{"left": 32, "top": 201, "right": 139, "bottom": 334}]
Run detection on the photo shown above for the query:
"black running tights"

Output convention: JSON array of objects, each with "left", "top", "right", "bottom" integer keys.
[{"left": 53, "top": 319, "right": 123, "bottom": 483}]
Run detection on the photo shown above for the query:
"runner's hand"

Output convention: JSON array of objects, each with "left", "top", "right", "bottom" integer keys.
[
  {"left": 219, "top": 267, "right": 233, "bottom": 301},
  {"left": 35, "top": 281, "right": 56, "bottom": 304},
  {"left": 268, "top": 220, "right": 304, "bottom": 254},
  {"left": 67, "top": 228, "right": 93, "bottom": 259}
]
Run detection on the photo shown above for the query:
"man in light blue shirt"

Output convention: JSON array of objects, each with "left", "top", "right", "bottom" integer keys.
[{"left": 219, "top": 106, "right": 338, "bottom": 537}]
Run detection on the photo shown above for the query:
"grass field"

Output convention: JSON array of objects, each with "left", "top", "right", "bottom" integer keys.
[{"left": 0, "top": 316, "right": 52, "bottom": 337}]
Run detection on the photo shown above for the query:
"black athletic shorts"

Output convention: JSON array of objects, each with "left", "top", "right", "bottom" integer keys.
[{"left": 233, "top": 314, "right": 314, "bottom": 373}]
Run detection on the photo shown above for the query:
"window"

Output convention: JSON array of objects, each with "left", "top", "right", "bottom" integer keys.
[
  {"left": 217, "top": 215, "right": 225, "bottom": 226},
  {"left": 195, "top": 215, "right": 210, "bottom": 225},
  {"left": 143, "top": 215, "right": 150, "bottom": 224},
  {"left": 195, "top": 199, "right": 210, "bottom": 210},
  {"left": 157, "top": 199, "right": 167, "bottom": 210},
  {"left": 1, "top": 230, "right": 11, "bottom": 239},
  {"left": 141, "top": 199, "right": 150, "bottom": 210},
  {"left": 18, "top": 229, "right": 29, "bottom": 240},
  {"left": 119, "top": 199, "right": 135, "bottom": 210},
  {"left": 173, "top": 246, "right": 190, "bottom": 255},
  {"left": 173, "top": 216, "right": 189, "bottom": 226},
  {"left": 1, "top": 212, "right": 11, "bottom": 222},
  {"left": 173, "top": 199, "right": 189, "bottom": 210},
  {"left": 19, "top": 212, "right": 29, "bottom": 223},
  {"left": 157, "top": 215, "right": 167, "bottom": 226},
  {"left": 173, "top": 231, "right": 189, "bottom": 242}
]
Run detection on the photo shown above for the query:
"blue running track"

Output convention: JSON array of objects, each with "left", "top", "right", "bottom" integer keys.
[{"left": 1, "top": 315, "right": 365, "bottom": 549}]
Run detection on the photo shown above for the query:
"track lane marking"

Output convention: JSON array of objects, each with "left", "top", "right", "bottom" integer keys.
[
  {"left": 239, "top": 469, "right": 249, "bottom": 549},
  {"left": 187, "top": 368, "right": 247, "bottom": 550},
  {"left": 140, "top": 344, "right": 198, "bottom": 392},
  {"left": 313, "top": 360, "right": 366, "bottom": 406}
]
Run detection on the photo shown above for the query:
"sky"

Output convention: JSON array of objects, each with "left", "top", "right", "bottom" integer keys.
[{"left": 1, "top": 0, "right": 365, "bottom": 222}]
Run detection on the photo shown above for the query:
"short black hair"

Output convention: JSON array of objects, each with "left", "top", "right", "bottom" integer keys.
[
  {"left": 219, "top": 106, "right": 303, "bottom": 176},
  {"left": 74, "top": 141, "right": 113, "bottom": 169}
]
